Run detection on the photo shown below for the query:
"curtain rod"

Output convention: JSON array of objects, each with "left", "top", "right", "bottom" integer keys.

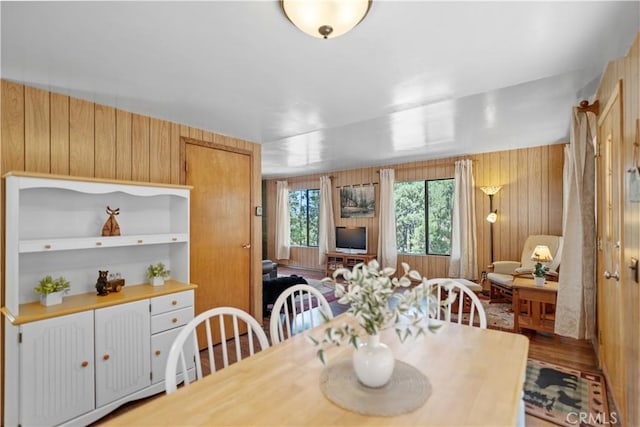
[{"left": 577, "top": 100, "right": 599, "bottom": 115}]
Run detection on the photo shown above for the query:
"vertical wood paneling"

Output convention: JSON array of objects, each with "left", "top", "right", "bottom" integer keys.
[
  {"left": 170, "top": 123, "right": 181, "bottom": 184},
  {"left": 69, "top": 98, "right": 94, "bottom": 177},
  {"left": 149, "top": 118, "right": 171, "bottom": 183},
  {"left": 94, "top": 105, "right": 116, "bottom": 179},
  {"left": 528, "top": 147, "right": 542, "bottom": 235},
  {"left": 24, "top": 86, "right": 50, "bottom": 173},
  {"left": 131, "top": 114, "right": 150, "bottom": 182},
  {"left": 50, "top": 93, "right": 69, "bottom": 175},
  {"left": 540, "top": 146, "right": 549, "bottom": 233},
  {"left": 188, "top": 127, "right": 203, "bottom": 142},
  {"left": 115, "top": 109, "right": 132, "bottom": 181},
  {"left": 548, "top": 145, "right": 564, "bottom": 235},
  {"left": 498, "top": 149, "right": 511, "bottom": 261},
  {"left": 1, "top": 80, "right": 25, "bottom": 173}
]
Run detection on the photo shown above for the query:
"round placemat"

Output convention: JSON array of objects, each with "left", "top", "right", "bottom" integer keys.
[{"left": 319, "top": 358, "right": 431, "bottom": 417}]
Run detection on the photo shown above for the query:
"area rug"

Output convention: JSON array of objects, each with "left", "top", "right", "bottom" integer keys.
[
  {"left": 306, "top": 278, "right": 337, "bottom": 303},
  {"left": 524, "top": 359, "right": 611, "bottom": 426},
  {"left": 451, "top": 299, "right": 514, "bottom": 331}
]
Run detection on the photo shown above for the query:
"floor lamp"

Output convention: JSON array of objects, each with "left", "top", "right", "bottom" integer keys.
[{"left": 480, "top": 186, "right": 502, "bottom": 264}]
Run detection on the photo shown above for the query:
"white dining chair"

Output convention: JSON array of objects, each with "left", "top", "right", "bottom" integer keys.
[
  {"left": 424, "top": 278, "right": 487, "bottom": 329},
  {"left": 165, "top": 306, "right": 270, "bottom": 394},
  {"left": 269, "top": 284, "right": 334, "bottom": 345}
]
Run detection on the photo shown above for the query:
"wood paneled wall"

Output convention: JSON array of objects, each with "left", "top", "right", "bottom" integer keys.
[
  {"left": 0, "top": 80, "right": 263, "bottom": 419},
  {"left": 265, "top": 144, "right": 564, "bottom": 281},
  {"left": 595, "top": 33, "right": 639, "bottom": 426}
]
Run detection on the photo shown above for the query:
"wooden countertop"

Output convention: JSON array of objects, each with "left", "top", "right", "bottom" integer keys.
[
  {"left": 1, "top": 280, "right": 197, "bottom": 325},
  {"left": 103, "top": 316, "right": 529, "bottom": 426}
]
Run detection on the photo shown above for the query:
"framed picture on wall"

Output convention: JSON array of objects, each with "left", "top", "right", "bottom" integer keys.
[{"left": 340, "top": 185, "right": 375, "bottom": 218}]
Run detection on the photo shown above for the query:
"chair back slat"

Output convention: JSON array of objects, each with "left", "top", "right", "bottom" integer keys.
[
  {"left": 165, "top": 307, "right": 269, "bottom": 394},
  {"left": 426, "top": 279, "right": 487, "bottom": 329},
  {"left": 269, "top": 284, "right": 334, "bottom": 345}
]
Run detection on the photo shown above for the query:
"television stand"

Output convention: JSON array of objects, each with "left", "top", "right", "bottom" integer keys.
[{"left": 325, "top": 252, "right": 377, "bottom": 277}]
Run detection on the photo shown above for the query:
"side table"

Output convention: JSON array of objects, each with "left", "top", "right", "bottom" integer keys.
[{"left": 512, "top": 277, "right": 558, "bottom": 334}]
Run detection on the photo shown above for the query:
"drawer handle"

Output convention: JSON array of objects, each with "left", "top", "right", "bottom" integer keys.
[
  {"left": 137, "top": 239, "right": 143, "bottom": 244},
  {"left": 172, "top": 318, "right": 178, "bottom": 323},
  {"left": 103, "top": 354, "right": 110, "bottom": 361},
  {"left": 96, "top": 241, "right": 103, "bottom": 247},
  {"left": 44, "top": 244, "right": 52, "bottom": 249},
  {"left": 155, "top": 350, "right": 161, "bottom": 356},
  {"left": 172, "top": 300, "right": 178, "bottom": 306},
  {"left": 81, "top": 361, "right": 89, "bottom": 368},
  {"left": 172, "top": 237, "right": 178, "bottom": 241}
]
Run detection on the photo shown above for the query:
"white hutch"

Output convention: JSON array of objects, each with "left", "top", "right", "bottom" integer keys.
[{"left": 2, "top": 172, "right": 196, "bottom": 426}]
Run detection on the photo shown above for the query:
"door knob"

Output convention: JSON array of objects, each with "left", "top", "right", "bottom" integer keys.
[
  {"left": 604, "top": 270, "right": 620, "bottom": 281},
  {"left": 242, "top": 243, "right": 251, "bottom": 249}
]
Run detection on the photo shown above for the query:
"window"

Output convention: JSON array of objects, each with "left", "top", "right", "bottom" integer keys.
[
  {"left": 395, "top": 179, "right": 454, "bottom": 255},
  {"left": 289, "top": 189, "right": 319, "bottom": 247}
]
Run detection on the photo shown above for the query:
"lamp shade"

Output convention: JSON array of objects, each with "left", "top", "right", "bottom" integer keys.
[
  {"left": 281, "top": 0, "right": 372, "bottom": 39},
  {"left": 531, "top": 245, "right": 553, "bottom": 263},
  {"left": 480, "top": 186, "right": 503, "bottom": 196},
  {"left": 486, "top": 211, "right": 497, "bottom": 223}
]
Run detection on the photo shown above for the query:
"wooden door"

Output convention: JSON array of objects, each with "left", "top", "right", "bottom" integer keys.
[
  {"left": 186, "top": 142, "right": 252, "bottom": 341},
  {"left": 596, "top": 81, "right": 625, "bottom": 416}
]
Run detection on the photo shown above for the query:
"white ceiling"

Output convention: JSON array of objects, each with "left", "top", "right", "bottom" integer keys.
[{"left": 2, "top": 1, "right": 638, "bottom": 178}]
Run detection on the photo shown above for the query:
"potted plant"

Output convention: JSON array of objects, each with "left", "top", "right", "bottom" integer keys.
[
  {"left": 146, "top": 262, "right": 170, "bottom": 286},
  {"left": 34, "top": 275, "right": 70, "bottom": 306},
  {"left": 309, "top": 260, "right": 446, "bottom": 388},
  {"left": 533, "top": 263, "right": 549, "bottom": 287}
]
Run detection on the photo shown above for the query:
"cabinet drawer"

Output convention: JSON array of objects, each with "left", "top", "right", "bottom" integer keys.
[
  {"left": 151, "top": 328, "right": 195, "bottom": 384},
  {"left": 151, "top": 307, "right": 193, "bottom": 334},
  {"left": 151, "top": 290, "right": 194, "bottom": 315}
]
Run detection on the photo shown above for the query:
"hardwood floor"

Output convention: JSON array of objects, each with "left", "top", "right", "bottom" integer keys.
[{"left": 96, "top": 265, "right": 613, "bottom": 426}]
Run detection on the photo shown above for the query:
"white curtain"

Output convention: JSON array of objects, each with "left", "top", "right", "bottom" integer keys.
[
  {"left": 448, "top": 159, "right": 478, "bottom": 280},
  {"left": 318, "top": 176, "right": 336, "bottom": 265},
  {"left": 275, "top": 181, "right": 290, "bottom": 260},
  {"left": 555, "top": 108, "right": 597, "bottom": 339},
  {"left": 377, "top": 169, "right": 398, "bottom": 270}
]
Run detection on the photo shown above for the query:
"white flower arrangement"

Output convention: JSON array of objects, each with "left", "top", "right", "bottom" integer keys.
[{"left": 309, "top": 260, "right": 449, "bottom": 363}]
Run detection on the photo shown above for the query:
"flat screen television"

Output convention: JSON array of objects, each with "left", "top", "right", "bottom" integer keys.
[{"left": 335, "top": 226, "right": 367, "bottom": 254}]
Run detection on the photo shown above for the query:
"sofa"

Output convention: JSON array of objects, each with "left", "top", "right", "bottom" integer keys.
[{"left": 262, "top": 259, "right": 278, "bottom": 280}]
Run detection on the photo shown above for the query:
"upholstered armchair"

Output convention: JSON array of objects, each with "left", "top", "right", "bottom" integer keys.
[{"left": 488, "top": 235, "right": 562, "bottom": 302}]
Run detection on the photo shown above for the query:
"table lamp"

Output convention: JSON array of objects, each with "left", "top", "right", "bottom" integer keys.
[{"left": 531, "top": 245, "right": 553, "bottom": 286}]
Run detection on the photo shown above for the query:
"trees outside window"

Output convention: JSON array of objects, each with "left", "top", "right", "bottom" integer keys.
[
  {"left": 395, "top": 179, "right": 454, "bottom": 256},
  {"left": 289, "top": 189, "right": 319, "bottom": 247}
]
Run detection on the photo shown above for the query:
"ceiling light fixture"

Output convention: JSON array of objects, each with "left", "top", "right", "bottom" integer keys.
[{"left": 281, "top": 0, "right": 372, "bottom": 40}]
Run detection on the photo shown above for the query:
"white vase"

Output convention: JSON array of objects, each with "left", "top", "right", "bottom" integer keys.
[
  {"left": 150, "top": 276, "right": 165, "bottom": 286},
  {"left": 352, "top": 334, "right": 395, "bottom": 388},
  {"left": 534, "top": 276, "right": 545, "bottom": 287},
  {"left": 40, "top": 291, "right": 64, "bottom": 306}
]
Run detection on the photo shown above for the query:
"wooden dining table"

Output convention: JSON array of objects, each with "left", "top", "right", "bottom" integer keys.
[{"left": 103, "top": 316, "right": 529, "bottom": 426}]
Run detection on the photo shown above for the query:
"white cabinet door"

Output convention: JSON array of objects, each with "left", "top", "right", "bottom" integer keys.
[
  {"left": 20, "top": 311, "right": 94, "bottom": 427},
  {"left": 95, "top": 299, "right": 151, "bottom": 407}
]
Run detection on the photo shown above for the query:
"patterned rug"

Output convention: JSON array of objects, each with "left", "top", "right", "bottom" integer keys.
[
  {"left": 451, "top": 299, "right": 514, "bottom": 331},
  {"left": 306, "top": 278, "right": 337, "bottom": 303},
  {"left": 524, "top": 359, "right": 611, "bottom": 426}
]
